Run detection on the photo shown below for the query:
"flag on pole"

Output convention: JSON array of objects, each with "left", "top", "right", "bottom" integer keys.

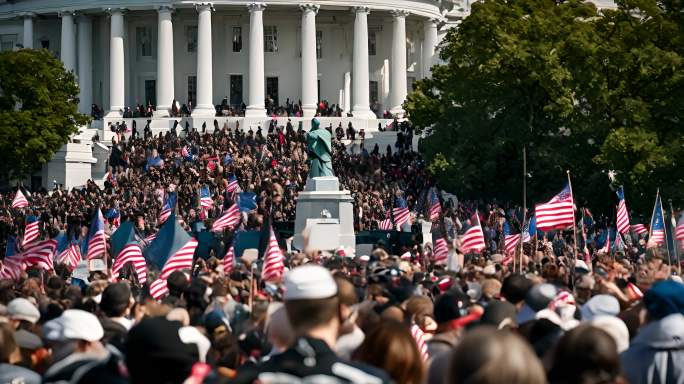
[
  {"left": 159, "top": 238, "right": 199, "bottom": 279},
  {"left": 616, "top": 186, "right": 630, "bottom": 234},
  {"left": 428, "top": 189, "right": 442, "bottom": 221},
  {"left": 211, "top": 204, "right": 241, "bottom": 232},
  {"left": 11, "top": 189, "right": 29, "bottom": 209},
  {"left": 393, "top": 197, "right": 411, "bottom": 228},
  {"left": 675, "top": 214, "right": 684, "bottom": 241},
  {"left": 23, "top": 239, "right": 58, "bottom": 271},
  {"left": 631, "top": 224, "right": 648, "bottom": 235},
  {"left": 262, "top": 226, "right": 284, "bottom": 282},
  {"left": 503, "top": 222, "right": 520, "bottom": 255},
  {"left": 57, "top": 241, "right": 82, "bottom": 270},
  {"left": 111, "top": 243, "right": 147, "bottom": 284},
  {"left": 535, "top": 184, "right": 575, "bottom": 231},
  {"left": 433, "top": 237, "right": 449, "bottom": 264},
  {"left": 145, "top": 213, "right": 194, "bottom": 269},
  {"left": 149, "top": 278, "right": 169, "bottom": 300},
  {"left": 159, "top": 192, "right": 177, "bottom": 224},
  {"left": 600, "top": 229, "right": 611, "bottom": 254},
  {"left": 613, "top": 231, "right": 625, "bottom": 253},
  {"left": 86, "top": 208, "right": 106, "bottom": 260},
  {"left": 648, "top": 192, "right": 666, "bottom": 247},
  {"left": 223, "top": 245, "right": 235, "bottom": 275},
  {"left": 378, "top": 211, "right": 393, "bottom": 231},
  {"left": 199, "top": 186, "right": 213, "bottom": 210},
  {"left": 22, "top": 218, "right": 40, "bottom": 247},
  {"left": 0, "top": 236, "right": 24, "bottom": 280},
  {"left": 460, "top": 212, "right": 486, "bottom": 253},
  {"left": 227, "top": 175, "right": 239, "bottom": 193}
]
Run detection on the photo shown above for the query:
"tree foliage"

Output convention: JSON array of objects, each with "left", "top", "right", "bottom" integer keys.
[
  {"left": 406, "top": 0, "right": 684, "bottom": 216},
  {"left": 0, "top": 49, "right": 89, "bottom": 183}
]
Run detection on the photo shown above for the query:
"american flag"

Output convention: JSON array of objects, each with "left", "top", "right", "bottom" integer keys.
[
  {"left": 262, "top": 227, "right": 284, "bottom": 282},
  {"left": 227, "top": 175, "right": 239, "bottom": 194},
  {"left": 600, "top": 230, "right": 611, "bottom": 254},
  {"left": 502, "top": 221, "right": 520, "bottom": 254},
  {"left": 57, "top": 242, "right": 81, "bottom": 270},
  {"left": 393, "top": 197, "right": 410, "bottom": 228},
  {"left": 613, "top": 231, "right": 625, "bottom": 253},
  {"left": 459, "top": 212, "right": 486, "bottom": 253},
  {"left": 631, "top": 224, "right": 648, "bottom": 235},
  {"left": 616, "top": 187, "right": 630, "bottom": 234},
  {"left": 428, "top": 189, "right": 442, "bottom": 222},
  {"left": 23, "top": 239, "right": 57, "bottom": 271},
  {"left": 535, "top": 184, "right": 575, "bottom": 231},
  {"left": 111, "top": 243, "right": 147, "bottom": 284},
  {"left": 433, "top": 237, "right": 449, "bottom": 264},
  {"left": 159, "top": 193, "right": 177, "bottom": 224},
  {"left": 160, "top": 238, "right": 198, "bottom": 279},
  {"left": 0, "top": 255, "right": 24, "bottom": 281},
  {"left": 410, "top": 324, "right": 430, "bottom": 362},
  {"left": 149, "top": 278, "right": 169, "bottom": 300},
  {"left": 86, "top": 208, "right": 106, "bottom": 260},
  {"left": 223, "top": 245, "right": 235, "bottom": 275},
  {"left": 378, "top": 211, "right": 393, "bottom": 231},
  {"left": 199, "top": 186, "right": 213, "bottom": 210},
  {"left": 647, "top": 193, "right": 666, "bottom": 247},
  {"left": 11, "top": 189, "right": 29, "bottom": 209},
  {"left": 142, "top": 233, "right": 157, "bottom": 248},
  {"left": 211, "top": 204, "right": 241, "bottom": 232},
  {"left": 22, "top": 220, "right": 40, "bottom": 247}
]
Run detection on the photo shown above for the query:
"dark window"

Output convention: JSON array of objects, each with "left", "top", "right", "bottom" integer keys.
[
  {"left": 230, "top": 75, "right": 243, "bottom": 106},
  {"left": 145, "top": 79, "right": 156, "bottom": 106},
  {"left": 40, "top": 39, "right": 49, "bottom": 49},
  {"left": 186, "top": 26, "right": 198, "bottom": 53},
  {"left": 232, "top": 27, "right": 242, "bottom": 52},
  {"left": 316, "top": 30, "right": 322, "bottom": 59},
  {"left": 187, "top": 76, "right": 197, "bottom": 104},
  {"left": 266, "top": 77, "right": 279, "bottom": 106},
  {"left": 368, "top": 32, "right": 376, "bottom": 56},
  {"left": 369, "top": 81, "right": 379, "bottom": 103}
]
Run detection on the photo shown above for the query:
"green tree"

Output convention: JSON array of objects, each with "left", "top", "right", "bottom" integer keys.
[{"left": 0, "top": 49, "right": 89, "bottom": 183}]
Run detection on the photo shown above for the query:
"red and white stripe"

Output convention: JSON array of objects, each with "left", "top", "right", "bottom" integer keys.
[
  {"left": 22, "top": 221, "right": 40, "bottom": 247},
  {"left": 631, "top": 224, "right": 648, "bottom": 235},
  {"left": 223, "top": 245, "right": 235, "bottom": 275},
  {"left": 504, "top": 234, "right": 520, "bottom": 254},
  {"left": 649, "top": 230, "right": 665, "bottom": 247},
  {"left": 433, "top": 237, "right": 449, "bottom": 264},
  {"left": 626, "top": 282, "right": 643, "bottom": 300},
  {"left": 616, "top": 199, "right": 630, "bottom": 234},
  {"left": 0, "top": 255, "right": 24, "bottom": 281},
  {"left": 393, "top": 207, "right": 410, "bottom": 228},
  {"left": 86, "top": 232, "right": 105, "bottom": 260},
  {"left": 149, "top": 278, "right": 169, "bottom": 300},
  {"left": 429, "top": 201, "right": 441, "bottom": 222},
  {"left": 211, "top": 204, "right": 241, "bottom": 232},
  {"left": 535, "top": 188, "right": 575, "bottom": 231},
  {"left": 460, "top": 215, "right": 486, "bottom": 253},
  {"left": 23, "top": 239, "right": 57, "bottom": 271},
  {"left": 378, "top": 211, "right": 393, "bottom": 231},
  {"left": 160, "top": 238, "right": 198, "bottom": 279},
  {"left": 112, "top": 243, "right": 148, "bottom": 284},
  {"left": 159, "top": 207, "right": 172, "bottom": 224},
  {"left": 200, "top": 195, "right": 213, "bottom": 210},
  {"left": 600, "top": 234, "right": 611, "bottom": 254},
  {"left": 675, "top": 218, "right": 684, "bottom": 241},
  {"left": 57, "top": 243, "right": 81, "bottom": 270},
  {"left": 262, "top": 228, "right": 284, "bottom": 282},
  {"left": 142, "top": 233, "right": 157, "bottom": 248},
  {"left": 11, "top": 189, "right": 29, "bottom": 209},
  {"left": 227, "top": 178, "right": 239, "bottom": 193},
  {"left": 410, "top": 324, "right": 429, "bottom": 362}
]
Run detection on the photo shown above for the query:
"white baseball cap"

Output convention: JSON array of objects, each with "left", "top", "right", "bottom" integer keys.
[
  {"left": 43, "top": 309, "right": 104, "bottom": 342},
  {"left": 283, "top": 265, "right": 337, "bottom": 301},
  {"left": 7, "top": 298, "right": 40, "bottom": 324}
]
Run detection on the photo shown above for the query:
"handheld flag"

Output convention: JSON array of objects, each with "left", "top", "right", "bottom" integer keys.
[
  {"left": 159, "top": 192, "right": 177, "bottom": 224},
  {"left": 199, "top": 186, "right": 213, "bottom": 210},
  {"left": 22, "top": 217, "right": 40, "bottom": 247},
  {"left": 11, "top": 189, "right": 29, "bottom": 209},
  {"left": 223, "top": 244, "right": 235, "bottom": 275},
  {"left": 648, "top": 192, "right": 666, "bottom": 247},
  {"left": 616, "top": 187, "right": 630, "bottom": 234},
  {"left": 57, "top": 241, "right": 82, "bottom": 270},
  {"left": 227, "top": 175, "right": 239, "bottom": 193},
  {"left": 393, "top": 197, "right": 411, "bottom": 228},
  {"left": 428, "top": 189, "right": 442, "bottom": 222},
  {"left": 675, "top": 213, "right": 684, "bottom": 248},
  {"left": 535, "top": 184, "right": 575, "bottom": 231},
  {"left": 600, "top": 229, "right": 611, "bottom": 254},
  {"left": 110, "top": 221, "right": 136, "bottom": 258},
  {"left": 86, "top": 208, "right": 106, "bottom": 260},
  {"left": 211, "top": 204, "right": 241, "bottom": 232},
  {"left": 111, "top": 243, "right": 147, "bottom": 284},
  {"left": 23, "top": 239, "right": 58, "bottom": 271},
  {"left": 631, "top": 224, "right": 648, "bottom": 235},
  {"left": 460, "top": 212, "right": 486, "bottom": 253},
  {"left": 433, "top": 237, "right": 449, "bottom": 264},
  {"left": 503, "top": 222, "right": 520, "bottom": 255},
  {"left": 378, "top": 211, "right": 393, "bottom": 231},
  {"left": 144, "top": 212, "right": 194, "bottom": 270},
  {"left": 261, "top": 226, "right": 284, "bottom": 282}
]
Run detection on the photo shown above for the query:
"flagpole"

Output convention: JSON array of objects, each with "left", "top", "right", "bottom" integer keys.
[
  {"left": 518, "top": 145, "right": 527, "bottom": 274},
  {"left": 567, "top": 170, "right": 578, "bottom": 289},
  {"left": 661, "top": 191, "right": 673, "bottom": 268},
  {"left": 669, "top": 199, "right": 681, "bottom": 275}
]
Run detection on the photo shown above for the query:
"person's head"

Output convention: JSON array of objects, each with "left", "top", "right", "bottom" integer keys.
[
  {"left": 265, "top": 303, "right": 294, "bottom": 353},
  {"left": 548, "top": 324, "right": 624, "bottom": 384},
  {"left": 501, "top": 275, "right": 533, "bottom": 308},
  {"left": 0, "top": 323, "right": 17, "bottom": 363},
  {"left": 100, "top": 282, "right": 132, "bottom": 318},
  {"left": 643, "top": 279, "right": 684, "bottom": 321},
  {"left": 7, "top": 298, "right": 40, "bottom": 330},
  {"left": 433, "top": 289, "right": 471, "bottom": 332},
  {"left": 43, "top": 309, "right": 106, "bottom": 364},
  {"left": 449, "top": 327, "right": 546, "bottom": 384},
  {"left": 352, "top": 320, "right": 424, "bottom": 384},
  {"left": 334, "top": 275, "right": 359, "bottom": 335}
]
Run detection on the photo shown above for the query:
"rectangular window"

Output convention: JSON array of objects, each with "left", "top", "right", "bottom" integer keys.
[
  {"left": 230, "top": 75, "right": 243, "bottom": 106},
  {"left": 368, "top": 32, "right": 376, "bottom": 56},
  {"left": 264, "top": 26, "right": 278, "bottom": 53},
  {"left": 136, "top": 26, "right": 152, "bottom": 57},
  {"left": 145, "top": 79, "right": 156, "bottom": 106},
  {"left": 186, "top": 26, "right": 198, "bottom": 53},
  {"left": 266, "top": 77, "right": 279, "bottom": 106},
  {"left": 369, "top": 81, "right": 379, "bottom": 103},
  {"left": 232, "top": 27, "right": 242, "bottom": 52},
  {"left": 316, "top": 30, "right": 322, "bottom": 59},
  {"left": 0, "top": 34, "right": 17, "bottom": 52},
  {"left": 187, "top": 75, "right": 197, "bottom": 104}
]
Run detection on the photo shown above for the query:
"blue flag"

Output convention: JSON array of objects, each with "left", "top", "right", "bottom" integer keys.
[
  {"left": 143, "top": 212, "right": 193, "bottom": 269},
  {"left": 110, "top": 221, "right": 136, "bottom": 258},
  {"left": 5, "top": 236, "right": 16, "bottom": 257},
  {"left": 616, "top": 186, "right": 625, "bottom": 201},
  {"left": 503, "top": 221, "right": 512, "bottom": 236},
  {"left": 105, "top": 208, "right": 120, "bottom": 220},
  {"left": 237, "top": 192, "right": 258, "bottom": 212},
  {"left": 55, "top": 231, "right": 68, "bottom": 253},
  {"left": 529, "top": 216, "right": 537, "bottom": 237}
]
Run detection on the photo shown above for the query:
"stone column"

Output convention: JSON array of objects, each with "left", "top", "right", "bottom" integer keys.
[
  {"left": 60, "top": 11, "right": 77, "bottom": 73},
  {"left": 343, "top": 71, "right": 351, "bottom": 114},
  {"left": 300, "top": 3, "right": 319, "bottom": 117},
  {"left": 389, "top": 10, "right": 409, "bottom": 117},
  {"left": 192, "top": 3, "right": 215, "bottom": 117},
  {"left": 245, "top": 2, "right": 266, "bottom": 118},
  {"left": 423, "top": 18, "right": 439, "bottom": 78},
  {"left": 22, "top": 13, "right": 34, "bottom": 49},
  {"left": 107, "top": 8, "right": 125, "bottom": 117},
  {"left": 351, "top": 6, "right": 374, "bottom": 118},
  {"left": 156, "top": 5, "right": 175, "bottom": 116},
  {"left": 77, "top": 16, "right": 93, "bottom": 114}
]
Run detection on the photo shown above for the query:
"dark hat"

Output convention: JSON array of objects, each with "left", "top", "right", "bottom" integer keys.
[
  {"left": 433, "top": 289, "right": 470, "bottom": 324},
  {"left": 480, "top": 300, "right": 517, "bottom": 329},
  {"left": 13, "top": 329, "right": 43, "bottom": 350},
  {"left": 644, "top": 280, "right": 684, "bottom": 320},
  {"left": 100, "top": 283, "right": 131, "bottom": 317}
]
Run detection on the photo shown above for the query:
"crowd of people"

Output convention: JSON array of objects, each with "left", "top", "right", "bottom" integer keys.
[{"left": 1, "top": 118, "right": 683, "bottom": 383}]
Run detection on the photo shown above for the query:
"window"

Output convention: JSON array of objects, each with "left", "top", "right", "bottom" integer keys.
[
  {"left": 230, "top": 75, "right": 243, "bottom": 106},
  {"left": 0, "top": 34, "right": 17, "bottom": 52},
  {"left": 136, "top": 26, "right": 152, "bottom": 57},
  {"left": 40, "top": 40, "right": 49, "bottom": 50},
  {"left": 186, "top": 26, "right": 198, "bottom": 53},
  {"left": 232, "top": 27, "right": 242, "bottom": 52},
  {"left": 266, "top": 77, "right": 279, "bottom": 105},
  {"left": 145, "top": 79, "right": 156, "bottom": 106},
  {"left": 368, "top": 32, "right": 376, "bottom": 56},
  {"left": 187, "top": 76, "right": 197, "bottom": 104},
  {"left": 369, "top": 81, "right": 379, "bottom": 103},
  {"left": 316, "top": 30, "right": 322, "bottom": 59},
  {"left": 264, "top": 26, "right": 278, "bottom": 53}
]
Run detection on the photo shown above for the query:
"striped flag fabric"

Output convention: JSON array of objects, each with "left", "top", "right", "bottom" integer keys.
[
  {"left": 211, "top": 204, "right": 241, "bottom": 232},
  {"left": 393, "top": 197, "right": 411, "bottom": 228},
  {"left": 600, "top": 230, "right": 611, "bottom": 254},
  {"left": 0, "top": 255, "right": 24, "bottom": 281},
  {"left": 23, "top": 239, "right": 58, "bottom": 271},
  {"left": 11, "top": 189, "right": 29, "bottom": 209},
  {"left": 57, "top": 242, "right": 81, "bottom": 270},
  {"left": 159, "top": 192, "right": 177, "bottom": 224},
  {"left": 262, "top": 227, "right": 285, "bottom": 282},
  {"left": 428, "top": 189, "right": 442, "bottom": 222},
  {"left": 160, "top": 238, "right": 198, "bottom": 279},
  {"left": 378, "top": 211, "right": 393, "bottom": 231},
  {"left": 149, "top": 278, "right": 169, "bottom": 300},
  {"left": 142, "top": 233, "right": 157, "bottom": 247},
  {"left": 223, "top": 245, "right": 235, "bottom": 275},
  {"left": 227, "top": 175, "right": 239, "bottom": 193},
  {"left": 616, "top": 187, "right": 630, "bottom": 234},
  {"left": 199, "top": 186, "right": 213, "bottom": 209},
  {"left": 112, "top": 243, "right": 148, "bottom": 284},
  {"left": 22, "top": 219, "right": 40, "bottom": 247},
  {"left": 86, "top": 208, "right": 106, "bottom": 260},
  {"left": 502, "top": 221, "right": 520, "bottom": 254},
  {"left": 613, "top": 231, "right": 625, "bottom": 253},
  {"left": 410, "top": 324, "right": 430, "bottom": 362},
  {"left": 459, "top": 212, "right": 486, "bottom": 253},
  {"left": 433, "top": 237, "right": 449, "bottom": 264},
  {"left": 535, "top": 184, "right": 575, "bottom": 231},
  {"left": 675, "top": 214, "right": 684, "bottom": 242},
  {"left": 647, "top": 193, "right": 666, "bottom": 247},
  {"left": 631, "top": 224, "right": 648, "bottom": 235}
]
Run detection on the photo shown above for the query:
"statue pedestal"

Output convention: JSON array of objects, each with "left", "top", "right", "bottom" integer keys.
[{"left": 293, "top": 176, "right": 356, "bottom": 252}]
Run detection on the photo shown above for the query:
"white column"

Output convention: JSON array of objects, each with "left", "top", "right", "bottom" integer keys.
[
  {"left": 389, "top": 10, "right": 409, "bottom": 117},
  {"left": 60, "top": 11, "right": 76, "bottom": 73},
  {"left": 192, "top": 3, "right": 215, "bottom": 117},
  {"left": 351, "top": 7, "right": 374, "bottom": 118},
  {"left": 22, "top": 13, "right": 34, "bottom": 49},
  {"left": 245, "top": 2, "right": 266, "bottom": 118},
  {"left": 300, "top": 3, "right": 319, "bottom": 118},
  {"left": 423, "top": 18, "right": 439, "bottom": 78},
  {"left": 343, "top": 71, "right": 351, "bottom": 114},
  {"left": 156, "top": 5, "right": 175, "bottom": 116},
  {"left": 107, "top": 8, "right": 125, "bottom": 117},
  {"left": 77, "top": 16, "right": 93, "bottom": 115}
]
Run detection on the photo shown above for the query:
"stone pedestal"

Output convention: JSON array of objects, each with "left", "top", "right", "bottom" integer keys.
[
  {"left": 293, "top": 176, "right": 355, "bottom": 251},
  {"left": 42, "top": 142, "right": 96, "bottom": 189}
]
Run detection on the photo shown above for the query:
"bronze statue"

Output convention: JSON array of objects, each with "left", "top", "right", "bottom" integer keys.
[{"left": 306, "top": 118, "right": 334, "bottom": 178}]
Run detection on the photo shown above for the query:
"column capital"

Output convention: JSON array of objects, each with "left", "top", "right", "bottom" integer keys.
[
  {"left": 58, "top": 10, "right": 77, "bottom": 18},
  {"left": 429, "top": 17, "right": 446, "bottom": 27},
  {"left": 390, "top": 10, "right": 410, "bottom": 18},
  {"left": 194, "top": 2, "right": 214, "bottom": 12},
  {"left": 104, "top": 8, "right": 127, "bottom": 16},
  {"left": 351, "top": 6, "right": 370, "bottom": 15},
  {"left": 299, "top": 3, "right": 320, "bottom": 14},
  {"left": 18, "top": 12, "right": 36, "bottom": 19},
  {"left": 156, "top": 4, "right": 175, "bottom": 13},
  {"left": 247, "top": 2, "right": 267, "bottom": 12}
]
